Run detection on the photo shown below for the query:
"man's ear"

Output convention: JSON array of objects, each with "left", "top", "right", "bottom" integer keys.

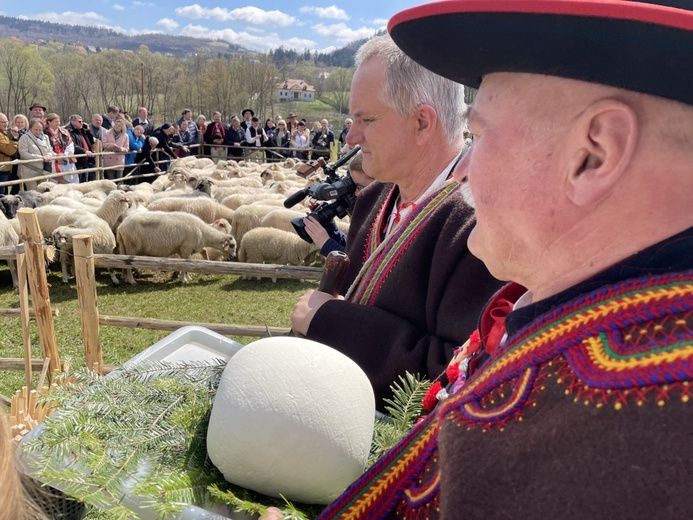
[
  {"left": 414, "top": 104, "right": 438, "bottom": 145},
  {"left": 565, "top": 99, "right": 638, "bottom": 206}
]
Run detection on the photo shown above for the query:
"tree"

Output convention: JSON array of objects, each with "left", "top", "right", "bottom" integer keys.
[
  {"left": 323, "top": 68, "right": 353, "bottom": 115},
  {"left": 0, "top": 38, "right": 54, "bottom": 117}
]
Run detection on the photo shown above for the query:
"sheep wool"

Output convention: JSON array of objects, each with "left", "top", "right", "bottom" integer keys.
[{"left": 207, "top": 336, "right": 375, "bottom": 505}]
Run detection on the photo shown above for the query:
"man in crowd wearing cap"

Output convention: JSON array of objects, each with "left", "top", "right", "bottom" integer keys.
[
  {"left": 319, "top": 1, "right": 693, "bottom": 518},
  {"left": 29, "top": 103, "right": 46, "bottom": 124},
  {"left": 149, "top": 123, "right": 178, "bottom": 172},
  {"left": 291, "top": 35, "right": 502, "bottom": 410},
  {"left": 286, "top": 112, "right": 298, "bottom": 135}
]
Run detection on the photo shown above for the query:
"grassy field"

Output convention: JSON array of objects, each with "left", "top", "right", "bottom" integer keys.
[{"left": 0, "top": 262, "right": 319, "bottom": 399}]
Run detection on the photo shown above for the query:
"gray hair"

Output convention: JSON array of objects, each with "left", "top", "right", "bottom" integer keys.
[
  {"left": 69, "top": 114, "right": 82, "bottom": 122},
  {"left": 355, "top": 35, "right": 466, "bottom": 144}
]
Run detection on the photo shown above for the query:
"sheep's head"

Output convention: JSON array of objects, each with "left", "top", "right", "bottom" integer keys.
[
  {"left": 51, "top": 228, "right": 70, "bottom": 247},
  {"left": 211, "top": 218, "right": 232, "bottom": 234},
  {"left": 0, "top": 195, "right": 21, "bottom": 219}
]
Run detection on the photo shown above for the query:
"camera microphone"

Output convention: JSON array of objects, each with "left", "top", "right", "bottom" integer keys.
[{"left": 283, "top": 187, "right": 310, "bottom": 208}]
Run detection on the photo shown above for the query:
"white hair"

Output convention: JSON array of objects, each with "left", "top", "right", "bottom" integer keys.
[{"left": 355, "top": 35, "right": 466, "bottom": 144}]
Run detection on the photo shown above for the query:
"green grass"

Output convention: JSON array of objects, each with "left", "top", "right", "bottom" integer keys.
[{"left": 0, "top": 263, "right": 318, "bottom": 399}]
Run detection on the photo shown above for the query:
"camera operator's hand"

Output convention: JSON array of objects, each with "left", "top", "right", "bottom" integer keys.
[
  {"left": 291, "top": 289, "right": 342, "bottom": 336},
  {"left": 303, "top": 216, "right": 330, "bottom": 248}
]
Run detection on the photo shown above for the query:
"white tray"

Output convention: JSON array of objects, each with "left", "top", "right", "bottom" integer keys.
[{"left": 19, "top": 326, "right": 251, "bottom": 520}]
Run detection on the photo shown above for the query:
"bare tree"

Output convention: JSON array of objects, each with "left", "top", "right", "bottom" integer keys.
[{"left": 0, "top": 39, "right": 54, "bottom": 116}]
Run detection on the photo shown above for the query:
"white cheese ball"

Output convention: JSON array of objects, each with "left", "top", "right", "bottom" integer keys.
[{"left": 207, "top": 336, "right": 375, "bottom": 505}]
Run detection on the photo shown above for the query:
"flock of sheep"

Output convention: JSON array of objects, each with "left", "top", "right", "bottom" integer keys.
[{"left": 0, "top": 156, "right": 345, "bottom": 287}]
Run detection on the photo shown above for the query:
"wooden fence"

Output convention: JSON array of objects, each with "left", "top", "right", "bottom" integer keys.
[{"left": 0, "top": 209, "right": 322, "bottom": 378}]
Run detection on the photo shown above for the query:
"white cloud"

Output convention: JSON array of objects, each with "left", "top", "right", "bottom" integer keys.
[
  {"left": 299, "top": 6, "right": 349, "bottom": 21},
  {"left": 157, "top": 18, "right": 179, "bottom": 31},
  {"left": 175, "top": 5, "right": 295, "bottom": 26},
  {"left": 371, "top": 18, "right": 388, "bottom": 25},
  {"left": 311, "top": 23, "right": 378, "bottom": 44},
  {"left": 132, "top": 1, "right": 156, "bottom": 7},
  {"left": 113, "top": 5, "right": 125, "bottom": 11},
  {"left": 180, "top": 23, "right": 315, "bottom": 51},
  {"left": 19, "top": 11, "right": 109, "bottom": 25}
]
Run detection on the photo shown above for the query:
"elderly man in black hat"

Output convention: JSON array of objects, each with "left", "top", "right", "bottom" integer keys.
[{"left": 317, "top": 1, "right": 693, "bottom": 519}]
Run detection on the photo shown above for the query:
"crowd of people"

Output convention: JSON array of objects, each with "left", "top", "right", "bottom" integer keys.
[{"left": 0, "top": 103, "right": 351, "bottom": 192}]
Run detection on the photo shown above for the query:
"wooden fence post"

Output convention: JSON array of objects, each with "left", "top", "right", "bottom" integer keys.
[
  {"left": 16, "top": 245, "right": 32, "bottom": 390},
  {"left": 73, "top": 234, "right": 103, "bottom": 373},
  {"left": 16, "top": 209, "right": 61, "bottom": 373}
]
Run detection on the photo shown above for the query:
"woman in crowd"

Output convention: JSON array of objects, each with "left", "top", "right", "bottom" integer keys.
[
  {"left": 291, "top": 120, "right": 310, "bottom": 161},
  {"left": 44, "top": 113, "right": 78, "bottom": 184},
  {"left": 196, "top": 114, "right": 208, "bottom": 157},
  {"left": 125, "top": 124, "right": 145, "bottom": 176},
  {"left": 270, "top": 119, "right": 291, "bottom": 159},
  {"left": 171, "top": 120, "right": 194, "bottom": 158},
  {"left": 18, "top": 118, "right": 53, "bottom": 190},
  {"left": 101, "top": 118, "right": 129, "bottom": 180}
]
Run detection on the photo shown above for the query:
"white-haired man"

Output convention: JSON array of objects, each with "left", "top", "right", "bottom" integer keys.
[
  {"left": 318, "top": 1, "right": 693, "bottom": 519},
  {"left": 291, "top": 35, "right": 502, "bottom": 409}
]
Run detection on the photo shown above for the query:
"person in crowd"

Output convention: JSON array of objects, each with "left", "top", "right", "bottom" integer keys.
[
  {"left": 338, "top": 118, "right": 352, "bottom": 155},
  {"left": 240, "top": 108, "right": 254, "bottom": 131},
  {"left": 131, "top": 106, "right": 154, "bottom": 136},
  {"left": 89, "top": 114, "right": 106, "bottom": 142},
  {"left": 7, "top": 114, "right": 29, "bottom": 194},
  {"left": 150, "top": 123, "right": 177, "bottom": 171},
  {"left": 319, "top": 2, "right": 693, "bottom": 518},
  {"left": 303, "top": 153, "right": 374, "bottom": 256},
  {"left": 0, "top": 113, "right": 18, "bottom": 195},
  {"left": 101, "top": 105, "right": 119, "bottom": 130},
  {"left": 171, "top": 120, "right": 194, "bottom": 158},
  {"left": 65, "top": 114, "right": 96, "bottom": 183},
  {"left": 131, "top": 135, "right": 162, "bottom": 183},
  {"left": 291, "top": 120, "right": 310, "bottom": 161},
  {"left": 245, "top": 116, "right": 267, "bottom": 163},
  {"left": 101, "top": 118, "right": 129, "bottom": 180},
  {"left": 125, "top": 124, "right": 145, "bottom": 174},
  {"left": 18, "top": 118, "right": 53, "bottom": 190},
  {"left": 286, "top": 112, "right": 298, "bottom": 135},
  {"left": 204, "top": 111, "right": 228, "bottom": 163},
  {"left": 225, "top": 116, "right": 245, "bottom": 159},
  {"left": 118, "top": 108, "right": 132, "bottom": 125},
  {"left": 44, "top": 113, "right": 78, "bottom": 184},
  {"left": 270, "top": 119, "right": 292, "bottom": 159},
  {"left": 311, "top": 118, "right": 335, "bottom": 161},
  {"left": 177, "top": 108, "right": 198, "bottom": 146},
  {"left": 28, "top": 103, "right": 46, "bottom": 124},
  {"left": 290, "top": 35, "right": 502, "bottom": 408},
  {"left": 195, "top": 114, "right": 208, "bottom": 157}
]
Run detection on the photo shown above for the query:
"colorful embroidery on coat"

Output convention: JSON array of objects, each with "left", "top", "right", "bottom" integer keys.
[
  {"left": 318, "top": 272, "right": 693, "bottom": 520},
  {"left": 351, "top": 183, "right": 459, "bottom": 306}
]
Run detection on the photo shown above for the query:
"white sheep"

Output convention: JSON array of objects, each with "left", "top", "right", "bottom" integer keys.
[
  {"left": 259, "top": 208, "right": 308, "bottom": 234},
  {"left": 230, "top": 204, "right": 280, "bottom": 246},
  {"left": 51, "top": 212, "right": 119, "bottom": 285},
  {"left": 221, "top": 192, "right": 286, "bottom": 210},
  {"left": 34, "top": 189, "right": 130, "bottom": 237},
  {"left": 116, "top": 211, "right": 235, "bottom": 284},
  {"left": 146, "top": 196, "right": 234, "bottom": 224},
  {"left": 238, "top": 227, "right": 320, "bottom": 282}
]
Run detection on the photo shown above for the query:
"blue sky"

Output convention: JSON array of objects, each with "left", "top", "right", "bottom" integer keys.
[{"left": 0, "top": 1, "right": 425, "bottom": 52}]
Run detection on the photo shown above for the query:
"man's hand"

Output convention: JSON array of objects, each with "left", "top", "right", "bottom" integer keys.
[
  {"left": 291, "top": 289, "right": 339, "bottom": 336},
  {"left": 303, "top": 216, "right": 330, "bottom": 248}
]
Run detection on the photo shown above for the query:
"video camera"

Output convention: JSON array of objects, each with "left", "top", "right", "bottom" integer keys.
[{"left": 283, "top": 145, "right": 361, "bottom": 244}]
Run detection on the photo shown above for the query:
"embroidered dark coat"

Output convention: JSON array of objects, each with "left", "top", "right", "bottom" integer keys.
[
  {"left": 319, "top": 227, "right": 693, "bottom": 520},
  {"left": 305, "top": 181, "right": 503, "bottom": 409}
]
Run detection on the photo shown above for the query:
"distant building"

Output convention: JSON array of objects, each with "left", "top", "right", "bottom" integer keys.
[{"left": 275, "top": 79, "right": 316, "bottom": 103}]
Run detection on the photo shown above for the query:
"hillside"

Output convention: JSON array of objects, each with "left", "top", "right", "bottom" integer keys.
[{"left": 0, "top": 15, "right": 245, "bottom": 56}]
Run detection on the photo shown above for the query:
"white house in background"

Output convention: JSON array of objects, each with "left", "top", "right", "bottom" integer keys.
[{"left": 275, "top": 79, "right": 316, "bottom": 103}]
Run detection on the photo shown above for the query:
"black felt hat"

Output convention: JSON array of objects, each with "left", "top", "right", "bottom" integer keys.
[
  {"left": 389, "top": 0, "right": 693, "bottom": 106},
  {"left": 242, "top": 108, "right": 254, "bottom": 117}
]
